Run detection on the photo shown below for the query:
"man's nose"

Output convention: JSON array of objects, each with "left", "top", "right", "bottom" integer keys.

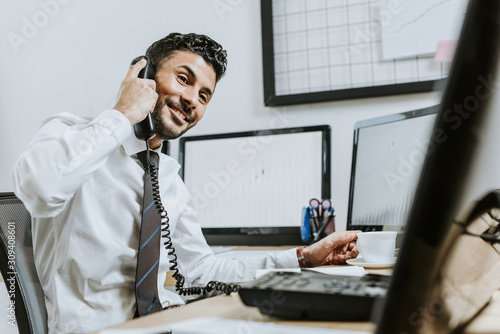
[{"left": 181, "top": 87, "right": 197, "bottom": 108}]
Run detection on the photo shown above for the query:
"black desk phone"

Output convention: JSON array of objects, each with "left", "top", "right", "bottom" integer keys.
[
  {"left": 130, "top": 56, "right": 239, "bottom": 298},
  {"left": 239, "top": 270, "right": 390, "bottom": 321},
  {"left": 131, "top": 56, "right": 156, "bottom": 141}
]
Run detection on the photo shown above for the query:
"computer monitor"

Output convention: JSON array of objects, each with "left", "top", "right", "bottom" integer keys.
[
  {"left": 178, "top": 125, "right": 331, "bottom": 246},
  {"left": 346, "top": 105, "right": 438, "bottom": 240},
  {"left": 377, "top": 0, "right": 500, "bottom": 332}
]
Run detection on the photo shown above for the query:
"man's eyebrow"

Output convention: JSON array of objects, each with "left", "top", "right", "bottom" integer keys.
[{"left": 180, "top": 65, "right": 213, "bottom": 97}]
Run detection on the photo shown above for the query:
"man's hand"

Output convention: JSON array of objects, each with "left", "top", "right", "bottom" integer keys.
[
  {"left": 114, "top": 58, "right": 158, "bottom": 125},
  {"left": 302, "top": 231, "right": 360, "bottom": 267}
]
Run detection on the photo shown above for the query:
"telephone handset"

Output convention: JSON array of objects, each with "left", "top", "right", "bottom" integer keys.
[
  {"left": 130, "top": 56, "right": 240, "bottom": 298},
  {"left": 131, "top": 56, "right": 156, "bottom": 141}
]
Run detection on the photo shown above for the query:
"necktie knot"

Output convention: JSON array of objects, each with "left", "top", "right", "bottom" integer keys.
[{"left": 137, "top": 150, "right": 159, "bottom": 170}]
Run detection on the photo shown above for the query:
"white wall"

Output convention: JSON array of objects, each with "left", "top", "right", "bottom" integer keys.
[{"left": 0, "top": 0, "right": 442, "bottom": 231}]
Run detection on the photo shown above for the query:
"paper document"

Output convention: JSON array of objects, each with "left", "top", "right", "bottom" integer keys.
[
  {"left": 255, "top": 268, "right": 301, "bottom": 279},
  {"left": 99, "top": 326, "right": 171, "bottom": 334},
  {"left": 305, "top": 266, "right": 367, "bottom": 277},
  {"left": 255, "top": 266, "right": 367, "bottom": 279},
  {"left": 214, "top": 250, "right": 280, "bottom": 259},
  {"left": 381, "top": 0, "right": 468, "bottom": 59},
  {"left": 100, "top": 317, "right": 371, "bottom": 334}
]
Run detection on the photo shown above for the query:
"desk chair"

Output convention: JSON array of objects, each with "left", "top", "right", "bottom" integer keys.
[{"left": 0, "top": 192, "right": 48, "bottom": 334}]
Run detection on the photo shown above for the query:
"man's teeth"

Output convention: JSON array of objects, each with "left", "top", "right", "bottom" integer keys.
[{"left": 173, "top": 109, "right": 187, "bottom": 121}]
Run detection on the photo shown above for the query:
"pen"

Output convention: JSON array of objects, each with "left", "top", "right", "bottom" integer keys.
[
  {"left": 313, "top": 220, "right": 328, "bottom": 242},
  {"left": 308, "top": 207, "right": 318, "bottom": 234},
  {"left": 322, "top": 207, "right": 334, "bottom": 226},
  {"left": 314, "top": 208, "right": 335, "bottom": 242}
]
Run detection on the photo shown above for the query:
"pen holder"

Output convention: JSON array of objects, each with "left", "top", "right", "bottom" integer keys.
[{"left": 300, "top": 204, "right": 336, "bottom": 244}]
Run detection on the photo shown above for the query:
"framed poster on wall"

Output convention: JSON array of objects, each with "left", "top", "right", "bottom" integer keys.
[{"left": 261, "top": 0, "right": 465, "bottom": 106}]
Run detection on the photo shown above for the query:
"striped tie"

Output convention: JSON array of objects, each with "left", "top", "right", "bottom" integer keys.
[{"left": 135, "top": 150, "right": 164, "bottom": 316}]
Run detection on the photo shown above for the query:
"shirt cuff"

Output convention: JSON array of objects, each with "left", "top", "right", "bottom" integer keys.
[{"left": 275, "top": 248, "right": 301, "bottom": 269}]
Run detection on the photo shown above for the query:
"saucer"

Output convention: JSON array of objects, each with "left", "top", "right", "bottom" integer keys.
[{"left": 346, "top": 257, "right": 397, "bottom": 268}]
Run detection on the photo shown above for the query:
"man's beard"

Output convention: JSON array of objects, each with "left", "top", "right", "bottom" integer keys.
[{"left": 151, "top": 97, "right": 191, "bottom": 140}]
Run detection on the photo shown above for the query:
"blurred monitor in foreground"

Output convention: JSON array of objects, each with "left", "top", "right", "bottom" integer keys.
[{"left": 376, "top": 0, "right": 500, "bottom": 333}]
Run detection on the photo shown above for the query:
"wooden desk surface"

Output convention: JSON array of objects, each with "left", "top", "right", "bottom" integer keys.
[
  {"left": 89, "top": 247, "right": 500, "bottom": 333},
  {"left": 89, "top": 290, "right": 500, "bottom": 334},
  {"left": 89, "top": 293, "right": 377, "bottom": 333}
]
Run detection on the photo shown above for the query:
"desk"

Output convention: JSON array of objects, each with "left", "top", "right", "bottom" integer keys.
[
  {"left": 89, "top": 264, "right": 500, "bottom": 334},
  {"left": 89, "top": 287, "right": 376, "bottom": 334}
]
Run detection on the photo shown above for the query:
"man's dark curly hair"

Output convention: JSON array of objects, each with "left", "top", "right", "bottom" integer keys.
[{"left": 146, "top": 32, "right": 227, "bottom": 82}]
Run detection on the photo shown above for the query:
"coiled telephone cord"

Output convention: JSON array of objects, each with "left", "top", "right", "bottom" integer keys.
[{"left": 147, "top": 160, "right": 240, "bottom": 296}]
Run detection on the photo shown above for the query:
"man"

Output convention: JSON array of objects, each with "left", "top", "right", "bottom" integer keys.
[{"left": 12, "top": 33, "right": 358, "bottom": 334}]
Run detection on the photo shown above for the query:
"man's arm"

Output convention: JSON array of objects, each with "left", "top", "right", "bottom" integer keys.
[
  {"left": 169, "top": 195, "right": 359, "bottom": 286},
  {"left": 302, "top": 231, "right": 360, "bottom": 267},
  {"left": 12, "top": 110, "right": 131, "bottom": 218},
  {"left": 12, "top": 60, "right": 158, "bottom": 218}
]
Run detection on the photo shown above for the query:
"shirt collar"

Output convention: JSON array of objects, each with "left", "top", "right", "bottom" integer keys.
[
  {"left": 121, "top": 134, "right": 180, "bottom": 173},
  {"left": 121, "top": 134, "right": 162, "bottom": 156}
]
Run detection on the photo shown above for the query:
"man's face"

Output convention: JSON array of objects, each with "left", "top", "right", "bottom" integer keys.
[{"left": 152, "top": 50, "right": 217, "bottom": 140}]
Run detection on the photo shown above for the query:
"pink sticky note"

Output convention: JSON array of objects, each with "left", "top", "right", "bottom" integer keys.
[{"left": 435, "top": 40, "right": 458, "bottom": 62}]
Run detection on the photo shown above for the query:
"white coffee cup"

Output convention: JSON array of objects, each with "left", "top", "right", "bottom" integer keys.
[{"left": 356, "top": 231, "right": 397, "bottom": 263}]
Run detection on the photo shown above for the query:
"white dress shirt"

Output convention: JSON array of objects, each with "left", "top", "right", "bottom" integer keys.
[{"left": 12, "top": 109, "right": 299, "bottom": 334}]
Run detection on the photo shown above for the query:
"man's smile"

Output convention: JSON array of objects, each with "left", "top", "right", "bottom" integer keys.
[{"left": 167, "top": 100, "right": 190, "bottom": 124}]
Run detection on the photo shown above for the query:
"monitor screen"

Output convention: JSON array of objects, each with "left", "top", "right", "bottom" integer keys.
[
  {"left": 346, "top": 105, "right": 438, "bottom": 235},
  {"left": 377, "top": 0, "right": 500, "bottom": 332},
  {"left": 178, "top": 125, "right": 331, "bottom": 246}
]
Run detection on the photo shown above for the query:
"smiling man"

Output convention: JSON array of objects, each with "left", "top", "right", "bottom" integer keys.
[
  {"left": 150, "top": 51, "right": 214, "bottom": 140},
  {"left": 12, "top": 33, "right": 359, "bottom": 334},
  {"left": 116, "top": 33, "right": 219, "bottom": 145}
]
